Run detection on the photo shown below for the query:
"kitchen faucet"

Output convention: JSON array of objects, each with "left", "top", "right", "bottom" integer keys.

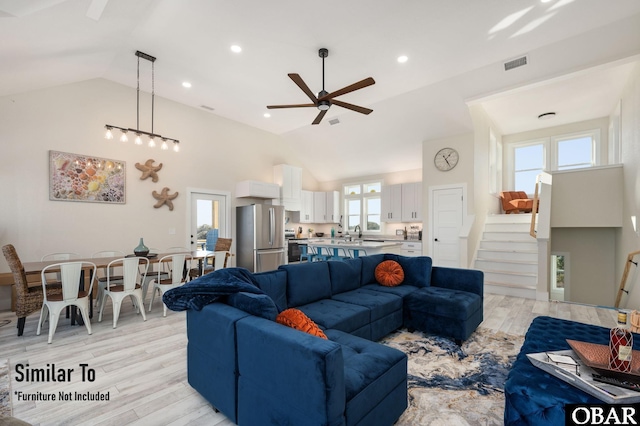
[{"left": 354, "top": 225, "right": 362, "bottom": 238}]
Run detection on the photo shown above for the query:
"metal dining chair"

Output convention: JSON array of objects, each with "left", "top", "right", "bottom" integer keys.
[
  {"left": 38, "top": 261, "right": 96, "bottom": 343},
  {"left": 92, "top": 250, "right": 125, "bottom": 311},
  {"left": 99, "top": 257, "right": 148, "bottom": 328},
  {"left": 149, "top": 253, "right": 191, "bottom": 317}
]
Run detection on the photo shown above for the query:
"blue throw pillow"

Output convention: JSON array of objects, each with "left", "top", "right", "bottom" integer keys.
[{"left": 226, "top": 292, "right": 278, "bottom": 321}]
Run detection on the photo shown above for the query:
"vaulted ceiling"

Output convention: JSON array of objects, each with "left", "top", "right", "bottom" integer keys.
[{"left": 2, "top": 0, "right": 640, "bottom": 181}]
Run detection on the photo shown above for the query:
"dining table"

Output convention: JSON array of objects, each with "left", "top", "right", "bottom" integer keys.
[{"left": 21, "top": 250, "right": 215, "bottom": 326}]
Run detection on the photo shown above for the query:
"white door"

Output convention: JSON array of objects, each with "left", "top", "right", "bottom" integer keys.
[
  {"left": 188, "top": 191, "right": 230, "bottom": 251},
  {"left": 432, "top": 187, "right": 463, "bottom": 267}
]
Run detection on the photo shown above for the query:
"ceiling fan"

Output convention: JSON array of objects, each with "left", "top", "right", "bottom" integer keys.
[{"left": 267, "top": 48, "right": 375, "bottom": 125}]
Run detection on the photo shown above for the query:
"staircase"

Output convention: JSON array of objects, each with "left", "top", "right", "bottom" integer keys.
[{"left": 474, "top": 214, "right": 538, "bottom": 299}]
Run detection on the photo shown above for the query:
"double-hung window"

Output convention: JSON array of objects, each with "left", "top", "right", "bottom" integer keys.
[
  {"left": 344, "top": 182, "right": 382, "bottom": 233},
  {"left": 508, "top": 129, "right": 600, "bottom": 195}
]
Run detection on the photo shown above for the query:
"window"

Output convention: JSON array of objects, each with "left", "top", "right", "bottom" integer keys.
[
  {"left": 344, "top": 181, "right": 382, "bottom": 233},
  {"left": 508, "top": 129, "right": 600, "bottom": 195},
  {"left": 513, "top": 142, "right": 545, "bottom": 195},
  {"left": 554, "top": 134, "right": 595, "bottom": 170}
]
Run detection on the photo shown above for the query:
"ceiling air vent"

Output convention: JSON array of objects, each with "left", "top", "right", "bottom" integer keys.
[
  {"left": 329, "top": 118, "right": 340, "bottom": 126},
  {"left": 200, "top": 105, "right": 215, "bottom": 111},
  {"left": 504, "top": 55, "right": 528, "bottom": 71}
]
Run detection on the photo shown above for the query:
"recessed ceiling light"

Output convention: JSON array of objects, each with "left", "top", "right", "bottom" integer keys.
[
  {"left": 540, "top": 0, "right": 553, "bottom": 3},
  {"left": 230, "top": 45, "right": 242, "bottom": 53},
  {"left": 264, "top": 113, "right": 271, "bottom": 118},
  {"left": 397, "top": 55, "right": 408, "bottom": 63},
  {"left": 538, "top": 112, "right": 556, "bottom": 120},
  {"left": 182, "top": 81, "right": 192, "bottom": 88}
]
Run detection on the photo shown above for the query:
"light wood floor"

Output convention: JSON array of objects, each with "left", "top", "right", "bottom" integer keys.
[{"left": 0, "top": 293, "right": 619, "bottom": 426}]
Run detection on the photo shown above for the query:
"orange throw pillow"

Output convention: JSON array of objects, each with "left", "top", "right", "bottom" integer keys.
[
  {"left": 375, "top": 260, "right": 405, "bottom": 287},
  {"left": 276, "top": 308, "right": 327, "bottom": 339}
]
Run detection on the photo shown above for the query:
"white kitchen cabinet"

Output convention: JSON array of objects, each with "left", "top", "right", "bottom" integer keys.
[
  {"left": 235, "top": 180, "right": 280, "bottom": 199},
  {"left": 401, "top": 182, "right": 422, "bottom": 222},
  {"left": 273, "top": 164, "right": 302, "bottom": 211},
  {"left": 400, "top": 241, "right": 422, "bottom": 257},
  {"left": 325, "top": 191, "right": 340, "bottom": 223},
  {"left": 313, "top": 192, "right": 327, "bottom": 223},
  {"left": 312, "top": 191, "right": 341, "bottom": 223},
  {"left": 298, "top": 190, "right": 314, "bottom": 223},
  {"left": 381, "top": 184, "right": 402, "bottom": 222}
]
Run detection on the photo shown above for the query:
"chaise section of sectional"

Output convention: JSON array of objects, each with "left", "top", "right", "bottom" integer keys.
[
  {"left": 403, "top": 266, "right": 484, "bottom": 343},
  {"left": 236, "top": 314, "right": 407, "bottom": 426}
]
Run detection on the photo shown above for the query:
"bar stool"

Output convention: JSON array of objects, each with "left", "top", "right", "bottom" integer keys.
[{"left": 299, "top": 245, "right": 316, "bottom": 262}]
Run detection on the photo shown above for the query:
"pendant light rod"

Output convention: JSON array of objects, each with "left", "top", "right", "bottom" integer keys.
[{"left": 104, "top": 50, "right": 180, "bottom": 151}]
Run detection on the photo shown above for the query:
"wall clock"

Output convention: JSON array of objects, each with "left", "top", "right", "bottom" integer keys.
[{"left": 434, "top": 147, "right": 459, "bottom": 171}]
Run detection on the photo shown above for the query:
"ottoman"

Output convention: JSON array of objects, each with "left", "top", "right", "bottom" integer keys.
[
  {"left": 504, "top": 315, "right": 640, "bottom": 425},
  {"left": 402, "top": 286, "right": 483, "bottom": 344}
]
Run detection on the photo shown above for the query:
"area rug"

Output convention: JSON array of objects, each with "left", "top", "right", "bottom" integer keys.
[
  {"left": 0, "top": 359, "right": 11, "bottom": 417},
  {"left": 381, "top": 328, "right": 524, "bottom": 425}
]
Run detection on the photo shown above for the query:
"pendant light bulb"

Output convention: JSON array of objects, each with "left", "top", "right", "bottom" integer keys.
[
  {"left": 120, "top": 130, "right": 128, "bottom": 143},
  {"left": 148, "top": 136, "right": 156, "bottom": 148},
  {"left": 105, "top": 127, "right": 114, "bottom": 140},
  {"left": 173, "top": 142, "right": 180, "bottom": 152},
  {"left": 161, "top": 139, "right": 168, "bottom": 150},
  {"left": 135, "top": 133, "right": 142, "bottom": 145}
]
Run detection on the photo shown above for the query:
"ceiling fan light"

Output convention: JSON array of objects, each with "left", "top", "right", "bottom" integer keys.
[{"left": 318, "top": 99, "right": 331, "bottom": 111}]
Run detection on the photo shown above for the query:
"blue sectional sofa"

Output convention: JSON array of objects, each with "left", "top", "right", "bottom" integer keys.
[{"left": 181, "top": 254, "right": 484, "bottom": 426}]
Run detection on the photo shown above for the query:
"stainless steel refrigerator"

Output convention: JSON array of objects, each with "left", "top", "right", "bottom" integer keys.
[{"left": 236, "top": 204, "right": 286, "bottom": 273}]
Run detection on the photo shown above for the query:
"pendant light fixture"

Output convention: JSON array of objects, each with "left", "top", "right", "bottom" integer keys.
[{"left": 104, "top": 50, "right": 180, "bottom": 152}]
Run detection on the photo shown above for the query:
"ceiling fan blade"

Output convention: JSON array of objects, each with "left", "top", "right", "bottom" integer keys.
[
  {"left": 267, "top": 103, "right": 316, "bottom": 109},
  {"left": 319, "top": 77, "right": 375, "bottom": 101},
  {"left": 288, "top": 73, "right": 318, "bottom": 104},
  {"left": 332, "top": 100, "right": 373, "bottom": 115},
  {"left": 312, "top": 109, "right": 328, "bottom": 125}
]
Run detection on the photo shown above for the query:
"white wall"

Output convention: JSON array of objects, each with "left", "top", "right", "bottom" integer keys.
[
  {"left": 0, "top": 78, "right": 313, "bottom": 309},
  {"left": 551, "top": 228, "right": 617, "bottom": 306},
  {"left": 422, "top": 132, "right": 475, "bottom": 262},
  {"left": 616, "top": 62, "right": 640, "bottom": 309},
  {"left": 550, "top": 166, "right": 623, "bottom": 228}
]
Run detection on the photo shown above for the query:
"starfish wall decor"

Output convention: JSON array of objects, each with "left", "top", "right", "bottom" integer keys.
[
  {"left": 152, "top": 187, "right": 178, "bottom": 211},
  {"left": 135, "top": 159, "right": 163, "bottom": 182}
]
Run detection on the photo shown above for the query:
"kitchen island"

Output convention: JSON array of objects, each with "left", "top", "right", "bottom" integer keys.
[{"left": 307, "top": 239, "right": 403, "bottom": 258}]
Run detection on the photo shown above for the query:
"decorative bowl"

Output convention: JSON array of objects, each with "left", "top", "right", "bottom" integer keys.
[{"left": 315, "top": 232, "right": 324, "bottom": 237}]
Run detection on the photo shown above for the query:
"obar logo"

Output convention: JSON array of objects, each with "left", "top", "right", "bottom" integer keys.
[{"left": 566, "top": 404, "right": 639, "bottom": 425}]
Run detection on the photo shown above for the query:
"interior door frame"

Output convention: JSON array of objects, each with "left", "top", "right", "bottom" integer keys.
[
  {"left": 186, "top": 187, "right": 232, "bottom": 248},
  {"left": 428, "top": 183, "right": 467, "bottom": 267}
]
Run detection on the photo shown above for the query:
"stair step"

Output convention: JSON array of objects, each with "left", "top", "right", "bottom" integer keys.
[
  {"left": 484, "top": 223, "right": 532, "bottom": 233},
  {"left": 484, "top": 281, "right": 537, "bottom": 299},
  {"left": 482, "top": 270, "right": 537, "bottom": 286},
  {"left": 474, "top": 259, "right": 537, "bottom": 273},
  {"left": 479, "top": 240, "right": 538, "bottom": 251},
  {"left": 482, "top": 231, "right": 536, "bottom": 241},
  {"left": 485, "top": 213, "right": 534, "bottom": 224},
  {"left": 476, "top": 248, "right": 538, "bottom": 262}
]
